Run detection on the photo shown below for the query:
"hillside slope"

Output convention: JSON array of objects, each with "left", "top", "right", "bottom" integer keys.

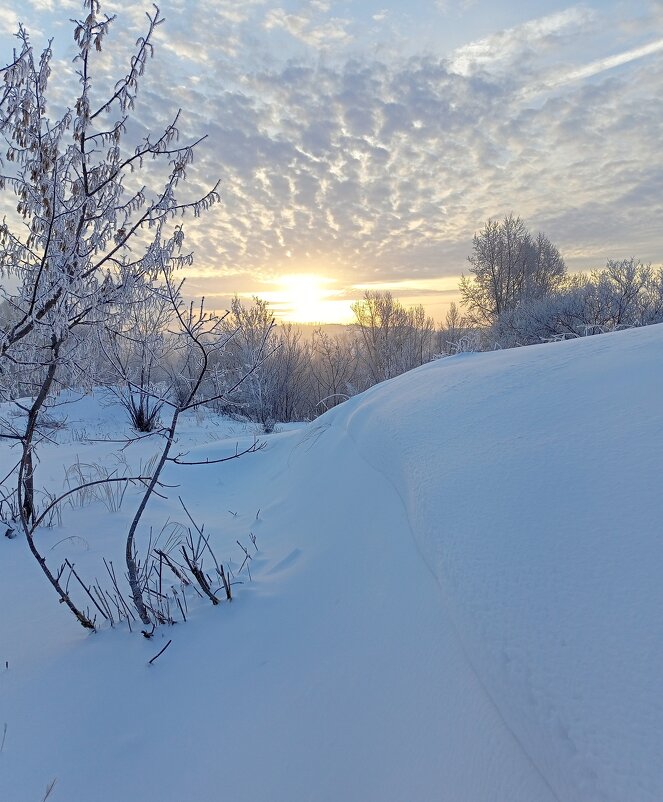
[{"left": 1, "top": 325, "right": 662, "bottom": 801}]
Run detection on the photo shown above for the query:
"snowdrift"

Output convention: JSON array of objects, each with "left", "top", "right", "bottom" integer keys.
[{"left": 1, "top": 324, "right": 662, "bottom": 801}]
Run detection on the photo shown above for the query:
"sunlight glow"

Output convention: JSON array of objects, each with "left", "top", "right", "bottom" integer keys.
[{"left": 260, "top": 274, "right": 356, "bottom": 324}]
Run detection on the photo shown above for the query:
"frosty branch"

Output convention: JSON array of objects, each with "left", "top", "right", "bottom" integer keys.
[{"left": 0, "top": 0, "right": 220, "bottom": 628}]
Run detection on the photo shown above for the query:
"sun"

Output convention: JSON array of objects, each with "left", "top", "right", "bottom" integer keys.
[{"left": 264, "top": 274, "right": 355, "bottom": 324}]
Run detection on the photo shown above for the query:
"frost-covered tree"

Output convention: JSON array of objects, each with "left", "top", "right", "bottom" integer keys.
[
  {"left": 268, "top": 324, "right": 310, "bottom": 423},
  {"left": 309, "top": 328, "right": 358, "bottom": 411},
  {"left": 436, "top": 302, "right": 481, "bottom": 355},
  {"left": 460, "top": 214, "right": 565, "bottom": 326},
  {"left": 351, "top": 290, "right": 435, "bottom": 384},
  {"left": 0, "top": 1, "right": 218, "bottom": 627},
  {"left": 98, "top": 286, "right": 175, "bottom": 432},
  {"left": 210, "top": 296, "right": 277, "bottom": 427}
]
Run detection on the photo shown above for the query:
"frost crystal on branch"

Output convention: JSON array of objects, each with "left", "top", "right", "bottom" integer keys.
[{"left": 0, "top": 1, "right": 219, "bottom": 388}]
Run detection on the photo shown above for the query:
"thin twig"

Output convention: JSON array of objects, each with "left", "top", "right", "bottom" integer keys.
[
  {"left": 42, "top": 778, "right": 57, "bottom": 801},
  {"left": 64, "top": 560, "right": 109, "bottom": 621},
  {"left": 180, "top": 546, "right": 219, "bottom": 605},
  {"left": 219, "top": 564, "right": 232, "bottom": 601},
  {"left": 148, "top": 638, "right": 172, "bottom": 666},
  {"left": 155, "top": 548, "right": 190, "bottom": 585}
]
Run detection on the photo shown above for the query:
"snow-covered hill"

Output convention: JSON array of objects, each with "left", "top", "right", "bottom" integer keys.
[{"left": 1, "top": 324, "right": 662, "bottom": 801}]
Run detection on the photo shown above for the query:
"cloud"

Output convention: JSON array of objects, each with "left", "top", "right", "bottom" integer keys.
[
  {"left": 0, "top": 0, "right": 661, "bottom": 321},
  {"left": 0, "top": 8, "right": 19, "bottom": 35},
  {"left": 263, "top": 5, "right": 352, "bottom": 49},
  {"left": 436, "top": 0, "right": 477, "bottom": 16},
  {"left": 188, "top": 39, "right": 662, "bottom": 289},
  {"left": 450, "top": 6, "right": 595, "bottom": 75}
]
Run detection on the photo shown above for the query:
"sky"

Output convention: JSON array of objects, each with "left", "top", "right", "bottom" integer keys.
[{"left": 0, "top": 0, "right": 661, "bottom": 323}]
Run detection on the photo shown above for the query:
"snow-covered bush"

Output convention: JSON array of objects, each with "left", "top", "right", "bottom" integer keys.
[{"left": 490, "top": 259, "right": 663, "bottom": 347}]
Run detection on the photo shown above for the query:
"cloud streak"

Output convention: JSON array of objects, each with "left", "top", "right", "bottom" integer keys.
[{"left": 544, "top": 37, "right": 663, "bottom": 89}]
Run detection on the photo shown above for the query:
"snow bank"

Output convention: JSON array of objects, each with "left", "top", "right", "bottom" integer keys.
[{"left": 1, "top": 326, "right": 662, "bottom": 801}]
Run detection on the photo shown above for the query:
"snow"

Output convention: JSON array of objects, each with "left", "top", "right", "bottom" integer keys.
[{"left": 1, "top": 325, "right": 662, "bottom": 801}]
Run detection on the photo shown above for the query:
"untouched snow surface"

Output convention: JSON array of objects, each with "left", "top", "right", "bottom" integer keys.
[{"left": 1, "top": 325, "right": 662, "bottom": 801}]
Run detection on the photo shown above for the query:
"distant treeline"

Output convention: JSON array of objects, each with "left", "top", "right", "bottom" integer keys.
[{"left": 3, "top": 214, "right": 659, "bottom": 430}]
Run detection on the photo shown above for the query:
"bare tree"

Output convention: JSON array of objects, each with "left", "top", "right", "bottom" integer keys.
[
  {"left": 436, "top": 301, "right": 481, "bottom": 355},
  {"left": 351, "top": 290, "right": 435, "bottom": 384},
  {"left": 212, "top": 296, "right": 277, "bottom": 427},
  {"left": 269, "top": 324, "right": 310, "bottom": 424},
  {"left": 309, "top": 328, "right": 358, "bottom": 412},
  {"left": 122, "top": 272, "right": 268, "bottom": 626}
]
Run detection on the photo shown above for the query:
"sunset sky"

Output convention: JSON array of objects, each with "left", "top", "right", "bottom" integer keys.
[{"left": 1, "top": 0, "right": 661, "bottom": 323}]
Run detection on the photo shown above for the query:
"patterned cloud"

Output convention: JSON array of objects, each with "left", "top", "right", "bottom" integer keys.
[{"left": 1, "top": 1, "right": 661, "bottom": 318}]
